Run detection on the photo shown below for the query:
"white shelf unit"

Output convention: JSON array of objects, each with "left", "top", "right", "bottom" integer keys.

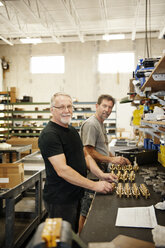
[{"left": 140, "top": 120, "right": 165, "bottom": 143}]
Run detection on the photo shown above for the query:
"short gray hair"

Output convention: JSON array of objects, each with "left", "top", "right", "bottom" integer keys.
[{"left": 50, "top": 92, "right": 72, "bottom": 107}]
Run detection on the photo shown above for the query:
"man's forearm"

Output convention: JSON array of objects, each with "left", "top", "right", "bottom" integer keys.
[
  {"left": 85, "top": 153, "right": 104, "bottom": 179},
  {"left": 84, "top": 146, "right": 111, "bottom": 163},
  {"left": 49, "top": 153, "right": 114, "bottom": 194},
  {"left": 84, "top": 146, "right": 130, "bottom": 165},
  {"left": 49, "top": 154, "right": 96, "bottom": 191},
  {"left": 59, "top": 164, "right": 97, "bottom": 190}
]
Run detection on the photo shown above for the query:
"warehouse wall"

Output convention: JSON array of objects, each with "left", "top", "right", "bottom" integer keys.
[
  {"left": 0, "top": 59, "right": 2, "bottom": 91},
  {"left": 0, "top": 38, "right": 164, "bottom": 137}
]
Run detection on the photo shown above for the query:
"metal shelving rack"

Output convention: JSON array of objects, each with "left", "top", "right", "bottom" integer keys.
[
  {"left": 0, "top": 151, "right": 46, "bottom": 248},
  {"left": 0, "top": 92, "right": 11, "bottom": 139},
  {"left": 141, "top": 55, "right": 165, "bottom": 93},
  {"left": 0, "top": 101, "right": 117, "bottom": 138},
  {"left": 139, "top": 56, "right": 165, "bottom": 141},
  {"left": 140, "top": 120, "right": 165, "bottom": 143},
  {"left": 131, "top": 55, "right": 165, "bottom": 166}
]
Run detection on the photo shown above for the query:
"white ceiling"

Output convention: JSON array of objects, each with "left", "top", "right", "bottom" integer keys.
[{"left": 0, "top": 0, "right": 165, "bottom": 45}]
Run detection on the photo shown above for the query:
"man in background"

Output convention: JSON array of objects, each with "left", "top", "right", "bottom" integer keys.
[{"left": 79, "top": 94, "right": 130, "bottom": 232}]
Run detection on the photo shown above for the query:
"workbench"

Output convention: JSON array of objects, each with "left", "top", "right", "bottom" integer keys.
[
  {"left": 80, "top": 164, "right": 165, "bottom": 246},
  {"left": 0, "top": 144, "right": 32, "bottom": 163},
  {"left": 0, "top": 151, "right": 46, "bottom": 248}
]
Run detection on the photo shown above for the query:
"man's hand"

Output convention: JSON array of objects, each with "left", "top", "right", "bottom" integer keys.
[
  {"left": 111, "top": 156, "right": 130, "bottom": 165},
  {"left": 94, "top": 181, "right": 114, "bottom": 194},
  {"left": 101, "top": 173, "right": 118, "bottom": 183}
]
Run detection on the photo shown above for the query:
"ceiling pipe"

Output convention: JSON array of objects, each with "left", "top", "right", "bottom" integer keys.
[
  {"left": 0, "top": 31, "right": 158, "bottom": 45},
  {"left": 8, "top": 0, "right": 60, "bottom": 44},
  {"left": 132, "top": 0, "right": 141, "bottom": 40},
  {"left": 61, "top": 0, "right": 84, "bottom": 43},
  {"left": 99, "top": 0, "right": 109, "bottom": 35}
]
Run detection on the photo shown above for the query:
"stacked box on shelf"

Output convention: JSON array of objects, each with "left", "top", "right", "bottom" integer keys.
[
  {"left": 0, "top": 163, "right": 24, "bottom": 188},
  {"left": 4, "top": 137, "right": 38, "bottom": 162},
  {"left": 10, "top": 87, "right": 16, "bottom": 103},
  {"left": 6, "top": 137, "right": 39, "bottom": 154}
]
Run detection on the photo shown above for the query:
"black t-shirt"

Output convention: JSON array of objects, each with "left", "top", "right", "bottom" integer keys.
[{"left": 38, "top": 121, "right": 87, "bottom": 204}]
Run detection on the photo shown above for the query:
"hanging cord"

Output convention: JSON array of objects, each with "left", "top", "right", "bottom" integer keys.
[
  {"left": 149, "top": 0, "right": 152, "bottom": 57},
  {"left": 145, "top": 0, "right": 150, "bottom": 58}
]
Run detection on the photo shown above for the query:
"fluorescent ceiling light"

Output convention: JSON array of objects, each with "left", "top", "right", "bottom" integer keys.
[
  {"left": 0, "top": 2, "right": 3, "bottom": 7},
  {"left": 102, "top": 34, "right": 125, "bottom": 41},
  {"left": 20, "top": 38, "right": 42, "bottom": 44}
]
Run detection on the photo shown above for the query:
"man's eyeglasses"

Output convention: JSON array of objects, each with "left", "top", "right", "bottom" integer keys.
[{"left": 52, "top": 105, "right": 74, "bottom": 111}]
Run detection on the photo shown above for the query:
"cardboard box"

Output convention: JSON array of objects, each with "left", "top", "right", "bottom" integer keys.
[
  {"left": 6, "top": 137, "right": 39, "bottom": 152},
  {"left": 10, "top": 87, "right": 16, "bottom": 93},
  {"left": 129, "top": 78, "right": 135, "bottom": 93},
  {"left": 10, "top": 92, "right": 16, "bottom": 103},
  {"left": 5, "top": 138, "right": 39, "bottom": 162},
  {"left": 0, "top": 163, "right": 24, "bottom": 188}
]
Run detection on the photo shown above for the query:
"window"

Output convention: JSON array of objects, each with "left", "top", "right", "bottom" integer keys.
[
  {"left": 98, "top": 52, "right": 134, "bottom": 73},
  {"left": 30, "top": 56, "right": 65, "bottom": 74}
]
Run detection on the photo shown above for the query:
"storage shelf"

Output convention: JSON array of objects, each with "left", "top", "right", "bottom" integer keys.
[
  {"left": 130, "top": 55, "right": 165, "bottom": 157},
  {"left": 9, "top": 118, "right": 49, "bottom": 121},
  {"left": 141, "top": 120, "right": 165, "bottom": 134},
  {"left": 0, "top": 127, "right": 44, "bottom": 132},
  {"left": 0, "top": 91, "right": 10, "bottom": 95},
  {"left": 71, "top": 118, "right": 116, "bottom": 122},
  {"left": 139, "top": 120, "right": 165, "bottom": 141},
  {"left": 141, "top": 55, "right": 165, "bottom": 92},
  {"left": 0, "top": 110, "right": 13, "bottom": 113},
  {"left": 12, "top": 127, "right": 44, "bottom": 130},
  {"left": 0, "top": 165, "right": 46, "bottom": 248},
  {"left": 74, "top": 102, "right": 96, "bottom": 104},
  {"left": 10, "top": 133, "right": 40, "bottom": 137},
  {"left": 13, "top": 110, "right": 50, "bottom": 113},
  {"left": 11, "top": 110, "right": 96, "bottom": 114},
  {"left": 0, "top": 118, "right": 13, "bottom": 121},
  {"left": 0, "top": 101, "right": 117, "bottom": 139},
  {"left": 141, "top": 120, "right": 165, "bottom": 126},
  {"left": 10, "top": 102, "right": 50, "bottom": 105},
  {"left": 1, "top": 101, "right": 96, "bottom": 105}
]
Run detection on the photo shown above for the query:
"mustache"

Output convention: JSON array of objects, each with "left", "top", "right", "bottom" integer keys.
[
  {"left": 61, "top": 114, "right": 71, "bottom": 117},
  {"left": 103, "top": 111, "right": 109, "bottom": 115}
]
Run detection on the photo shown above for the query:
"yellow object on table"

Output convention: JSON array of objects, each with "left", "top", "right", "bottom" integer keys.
[{"left": 42, "top": 218, "right": 62, "bottom": 248}]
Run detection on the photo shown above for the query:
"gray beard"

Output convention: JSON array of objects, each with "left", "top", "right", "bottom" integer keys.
[{"left": 61, "top": 117, "right": 71, "bottom": 125}]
